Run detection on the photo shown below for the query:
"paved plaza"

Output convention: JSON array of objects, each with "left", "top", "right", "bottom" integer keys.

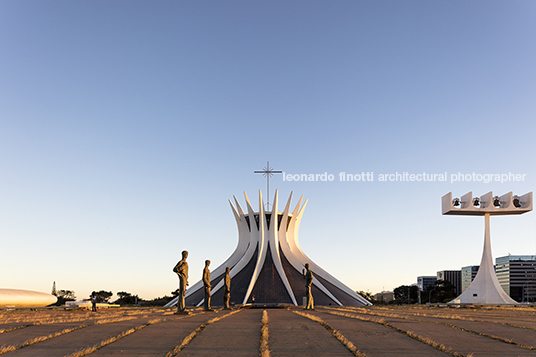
[{"left": 1, "top": 305, "right": 536, "bottom": 356}]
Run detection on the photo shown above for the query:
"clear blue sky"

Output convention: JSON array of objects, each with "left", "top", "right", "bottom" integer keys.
[{"left": 1, "top": 1, "right": 535, "bottom": 301}]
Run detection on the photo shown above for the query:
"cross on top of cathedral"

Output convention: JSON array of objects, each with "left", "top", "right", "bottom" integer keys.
[{"left": 254, "top": 161, "right": 282, "bottom": 210}]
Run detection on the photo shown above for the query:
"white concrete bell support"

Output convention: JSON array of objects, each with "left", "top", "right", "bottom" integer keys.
[
  {"left": 442, "top": 191, "right": 532, "bottom": 216},
  {"left": 442, "top": 191, "right": 533, "bottom": 305}
]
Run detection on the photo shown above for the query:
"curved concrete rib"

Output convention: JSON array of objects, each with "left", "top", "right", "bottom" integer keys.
[
  {"left": 278, "top": 193, "right": 342, "bottom": 305},
  {"left": 269, "top": 190, "right": 298, "bottom": 305},
  {"left": 242, "top": 190, "right": 269, "bottom": 304},
  {"left": 166, "top": 190, "right": 370, "bottom": 307},
  {"left": 165, "top": 196, "right": 252, "bottom": 308},
  {"left": 205, "top": 194, "right": 260, "bottom": 303},
  {"left": 286, "top": 197, "right": 370, "bottom": 306}
]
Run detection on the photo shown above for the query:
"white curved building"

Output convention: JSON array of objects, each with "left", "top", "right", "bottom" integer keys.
[
  {"left": 167, "top": 190, "right": 371, "bottom": 307},
  {"left": 0, "top": 289, "right": 57, "bottom": 308}
]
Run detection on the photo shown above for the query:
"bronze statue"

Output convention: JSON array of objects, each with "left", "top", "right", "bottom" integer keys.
[
  {"left": 203, "top": 260, "right": 213, "bottom": 311},
  {"left": 173, "top": 250, "right": 189, "bottom": 314},
  {"left": 302, "top": 263, "right": 314, "bottom": 310},
  {"left": 223, "top": 267, "right": 231, "bottom": 309}
]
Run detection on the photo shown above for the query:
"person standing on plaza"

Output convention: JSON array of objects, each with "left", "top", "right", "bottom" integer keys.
[{"left": 91, "top": 291, "right": 97, "bottom": 312}]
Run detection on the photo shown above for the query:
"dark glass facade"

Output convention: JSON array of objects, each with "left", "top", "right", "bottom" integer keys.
[
  {"left": 495, "top": 255, "right": 536, "bottom": 302},
  {"left": 461, "top": 265, "right": 479, "bottom": 293}
]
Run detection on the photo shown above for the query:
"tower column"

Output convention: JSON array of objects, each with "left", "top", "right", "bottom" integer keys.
[{"left": 442, "top": 191, "right": 532, "bottom": 305}]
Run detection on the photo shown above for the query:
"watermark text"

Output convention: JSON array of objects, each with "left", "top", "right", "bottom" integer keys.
[{"left": 281, "top": 171, "right": 527, "bottom": 184}]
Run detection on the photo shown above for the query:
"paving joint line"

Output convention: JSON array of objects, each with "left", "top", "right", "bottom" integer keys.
[
  {"left": 319, "top": 309, "right": 465, "bottom": 357},
  {"left": 0, "top": 312, "right": 172, "bottom": 355},
  {"left": 322, "top": 306, "right": 536, "bottom": 351},
  {"left": 65, "top": 311, "right": 207, "bottom": 357},
  {"left": 293, "top": 310, "right": 367, "bottom": 357},
  {"left": 0, "top": 325, "right": 32, "bottom": 334},
  {"left": 325, "top": 306, "right": 536, "bottom": 332},
  {"left": 259, "top": 309, "right": 269, "bottom": 357},
  {"left": 164, "top": 309, "right": 242, "bottom": 357}
]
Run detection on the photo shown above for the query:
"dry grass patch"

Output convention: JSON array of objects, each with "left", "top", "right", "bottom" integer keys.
[
  {"left": 0, "top": 307, "right": 172, "bottom": 336},
  {"left": 0, "top": 307, "right": 166, "bottom": 326},
  {"left": 259, "top": 310, "right": 270, "bottom": 357}
]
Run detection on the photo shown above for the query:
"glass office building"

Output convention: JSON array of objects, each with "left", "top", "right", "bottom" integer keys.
[
  {"left": 495, "top": 255, "right": 536, "bottom": 302},
  {"left": 461, "top": 265, "right": 479, "bottom": 293}
]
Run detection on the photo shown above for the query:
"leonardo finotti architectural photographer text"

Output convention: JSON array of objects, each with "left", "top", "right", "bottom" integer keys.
[{"left": 281, "top": 172, "right": 527, "bottom": 184}]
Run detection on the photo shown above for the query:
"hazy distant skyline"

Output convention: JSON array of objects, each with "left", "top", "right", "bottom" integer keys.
[{"left": 1, "top": 1, "right": 535, "bottom": 301}]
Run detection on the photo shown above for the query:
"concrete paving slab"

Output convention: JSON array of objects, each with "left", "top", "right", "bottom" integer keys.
[
  {"left": 369, "top": 306, "right": 536, "bottom": 325},
  {"left": 89, "top": 311, "right": 220, "bottom": 356},
  {"left": 0, "top": 321, "right": 85, "bottom": 348},
  {"left": 3, "top": 306, "right": 536, "bottom": 356},
  {"left": 436, "top": 319, "right": 536, "bottom": 349},
  {"left": 343, "top": 307, "right": 536, "bottom": 331},
  {"left": 369, "top": 310, "right": 536, "bottom": 331},
  {"left": 491, "top": 319, "right": 536, "bottom": 330},
  {"left": 4, "top": 317, "right": 156, "bottom": 357},
  {"left": 383, "top": 317, "right": 536, "bottom": 356},
  {"left": 0, "top": 323, "right": 30, "bottom": 333},
  {"left": 308, "top": 310, "right": 447, "bottom": 356},
  {"left": 179, "top": 309, "right": 261, "bottom": 357},
  {"left": 440, "top": 313, "right": 536, "bottom": 330},
  {"left": 268, "top": 309, "right": 354, "bottom": 357}
]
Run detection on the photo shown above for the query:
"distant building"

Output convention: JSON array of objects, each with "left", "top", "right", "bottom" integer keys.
[
  {"left": 374, "top": 291, "right": 394, "bottom": 303},
  {"left": 461, "top": 266, "right": 479, "bottom": 293},
  {"left": 437, "top": 270, "right": 462, "bottom": 296},
  {"left": 417, "top": 276, "right": 437, "bottom": 292},
  {"left": 495, "top": 255, "right": 536, "bottom": 302}
]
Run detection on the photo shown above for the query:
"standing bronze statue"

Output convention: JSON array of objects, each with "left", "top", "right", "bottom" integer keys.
[
  {"left": 302, "top": 263, "right": 314, "bottom": 310},
  {"left": 173, "top": 250, "right": 189, "bottom": 314},
  {"left": 203, "top": 260, "right": 213, "bottom": 311},
  {"left": 223, "top": 267, "right": 231, "bottom": 309}
]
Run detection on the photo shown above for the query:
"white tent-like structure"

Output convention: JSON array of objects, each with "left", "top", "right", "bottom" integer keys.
[
  {"left": 166, "top": 190, "right": 371, "bottom": 307},
  {"left": 442, "top": 191, "right": 533, "bottom": 305},
  {"left": 0, "top": 289, "right": 57, "bottom": 308}
]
